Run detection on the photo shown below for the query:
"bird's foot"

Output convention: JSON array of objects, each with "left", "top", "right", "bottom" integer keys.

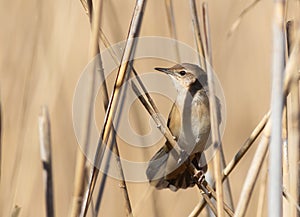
[{"left": 193, "top": 170, "right": 205, "bottom": 184}]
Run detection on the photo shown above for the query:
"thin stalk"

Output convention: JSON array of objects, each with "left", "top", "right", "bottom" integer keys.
[
  {"left": 0, "top": 93, "right": 2, "bottom": 180},
  {"left": 198, "top": 185, "right": 218, "bottom": 216},
  {"left": 38, "top": 106, "right": 55, "bottom": 217},
  {"left": 69, "top": 0, "right": 103, "bottom": 216},
  {"left": 233, "top": 122, "right": 271, "bottom": 217},
  {"left": 222, "top": 112, "right": 269, "bottom": 180},
  {"left": 204, "top": 181, "right": 234, "bottom": 216},
  {"left": 256, "top": 156, "right": 268, "bottom": 217},
  {"left": 97, "top": 29, "right": 165, "bottom": 131},
  {"left": 202, "top": 3, "right": 224, "bottom": 217},
  {"left": 268, "top": 1, "right": 286, "bottom": 217},
  {"left": 234, "top": 27, "right": 300, "bottom": 217},
  {"left": 191, "top": 28, "right": 300, "bottom": 216},
  {"left": 189, "top": 0, "right": 206, "bottom": 69},
  {"left": 81, "top": 1, "right": 147, "bottom": 216},
  {"left": 189, "top": 112, "right": 269, "bottom": 216},
  {"left": 286, "top": 20, "right": 300, "bottom": 217},
  {"left": 80, "top": 0, "right": 133, "bottom": 215},
  {"left": 165, "top": 0, "right": 181, "bottom": 62},
  {"left": 282, "top": 187, "right": 300, "bottom": 213},
  {"left": 227, "top": 0, "right": 261, "bottom": 37},
  {"left": 95, "top": 27, "right": 163, "bottom": 217}
]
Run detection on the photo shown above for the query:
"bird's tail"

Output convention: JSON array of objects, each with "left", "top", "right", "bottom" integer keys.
[{"left": 146, "top": 146, "right": 207, "bottom": 192}]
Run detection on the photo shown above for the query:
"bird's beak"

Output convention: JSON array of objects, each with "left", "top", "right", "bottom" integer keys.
[{"left": 154, "top": 67, "right": 172, "bottom": 75}]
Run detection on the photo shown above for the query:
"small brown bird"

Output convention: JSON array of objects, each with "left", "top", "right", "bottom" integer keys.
[{"left": 146, "top": 63, "right": 215, "bottom": 191}]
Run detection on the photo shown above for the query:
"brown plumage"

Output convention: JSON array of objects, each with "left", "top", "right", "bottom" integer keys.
[{"left": 146, "top": 63, "right": 215, "bottom": 191}]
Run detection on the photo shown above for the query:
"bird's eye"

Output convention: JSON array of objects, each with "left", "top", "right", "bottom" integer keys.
[{"left": 179, "top": 71, "right": 186, "bottom": 76}]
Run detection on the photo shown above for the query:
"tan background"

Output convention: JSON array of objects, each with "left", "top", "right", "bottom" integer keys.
[{"left": 0, "top": 0, "right": 296, "bottom": 216}]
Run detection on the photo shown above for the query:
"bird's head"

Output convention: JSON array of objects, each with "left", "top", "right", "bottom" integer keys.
[{"left": 155, "top": 63, "right": 207, "bottom": 92}]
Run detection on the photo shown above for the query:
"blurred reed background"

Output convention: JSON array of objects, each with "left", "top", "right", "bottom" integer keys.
[{"left": 0, "top": 0, "right": 299, "bottom": 217}]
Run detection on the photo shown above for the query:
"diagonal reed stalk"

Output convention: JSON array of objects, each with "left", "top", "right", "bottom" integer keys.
[
  {"left": 233, "top": 121, "right": 271, "bottom": 217},
  {"left": 189, "top": 112, "right": 270, "bottom": 217},
  {"left": 202, "top": 2, "right": 225, "bottom": 217},
  {"left": 227, "top": 0, "right": 261, "bottom": 37},
  {"left": 268, "top": 1, "right": 286, "bottom": 216},
  {"left": 69, "top": 0, "right": 103, "bottom": 216},
  {"left": 79, "top": 0, "right": 133, "bottom": 216},
  {"left": 189, "top": 0, "right": 206, "bottom": 70},
  {"left": 165, "top": 0, "right": 181, "bottom": 62},
  {"left": 38, "top": 106, "right": 55, "bottom": 217},
  {"left": 282, "top": 187, "right": 300, "bottom": 213},
  {"left": 256, "top": 155, "right": 268, "bottom": 217},
  {"left": 286, "top": 20, "right": 300, "bottom": 217},
  {"left": 80, "top": 1, "right": 148, "bottom": 216}
]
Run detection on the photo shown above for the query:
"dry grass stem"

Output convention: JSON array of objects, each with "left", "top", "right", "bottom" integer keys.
[
  {"left": 189, "top": 0, "right": 206, "bottom": 69},
  {"left": 70, "top": 0, "right": 103, "bottom": 216},
  {"left": 82, "top": 1, "right": 133, "bottom": 215},
  {"left": 282, "top": 106, "right": 289, "bottom": 217},
  {"left": 256, "top": 156, "right": 268, "bottom": 217},
  {"left": 268, "top": 1, "right": 286, "bottom": 216},
  {"left": 0, "top": 94, "right": 2, "bottom": 180},
  {"left": 286, "top": 20, "right": 300, "bottom": 217},
  {"left": 234, "top": 19, "right": 299, "bottom": 217},
  {"left": 233, "top": 122, "right": 270, "bottom": 217},
  {"left": 165, "top": 0, "right": 181, "bottom": 61},
  {"left": 204, "top": 181, "right": 234, "bottom": 216},
  {"left": 189, "top": 111, "right": 269, "bottom": 216},
  {"left": 202, "top": 3, "right": 225, "bottom": 217},
  {"left": 222, "top": 113, "right": 269, "bottom": 180},
  {"left": 282, "top": 187, "right": 300, "bottom": 213},
  {"left": 95, "top": 27, "right": 162, "bottom": 216},
  {"left": 227, "top": 0, "right": 261, "bottom": 37},
  {"left": 38, "top": 106, "right": 55, "bottom": 217},
  {"left": 81, "top": 0, "right": 147, "bottom": 216}
]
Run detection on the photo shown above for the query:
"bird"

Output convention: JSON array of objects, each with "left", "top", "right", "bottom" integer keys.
[{"left": 146, "top": 63, "right": 217, "bottom": 192}]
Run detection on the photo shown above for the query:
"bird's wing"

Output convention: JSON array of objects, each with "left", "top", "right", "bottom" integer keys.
[
  {"left": 146, "top": 103, "right": 181, "bottom": 181},
  {"left": 167, "top": 103, "right": 181, "bottom": 141}
]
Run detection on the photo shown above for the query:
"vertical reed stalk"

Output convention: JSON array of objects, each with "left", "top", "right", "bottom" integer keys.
[
  {"left": 268, "top": 1, "right": 286, "bottom": 217},
  {"left": 189, "top": 112, "right": 269, "bottom": 216},
  {"left": 0, "top": 93, "right": 2, "bottom": 180},
  {"left": 189, "top": 0, "right": 206, "bottom": 69},
  {"left": 69, "top": 0, "right": 103, "bottom": 216},
  {"left": 286, "top": 20, "right": 300, "bottom": 217},
  {"left": 202, "top": 3, "right": 224, "bottom": 217},
  {"left": 38, "top": 106, "right": 55, "bottom": 217},
  {"left": 234, "top": 21, "right": 300, "bottom": 217},
  {"left": 165, "top": 0, "right": 181, "bottom": 62},
  {"left": 282, "top": 106, "right": 289, "bottom": 217}
]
